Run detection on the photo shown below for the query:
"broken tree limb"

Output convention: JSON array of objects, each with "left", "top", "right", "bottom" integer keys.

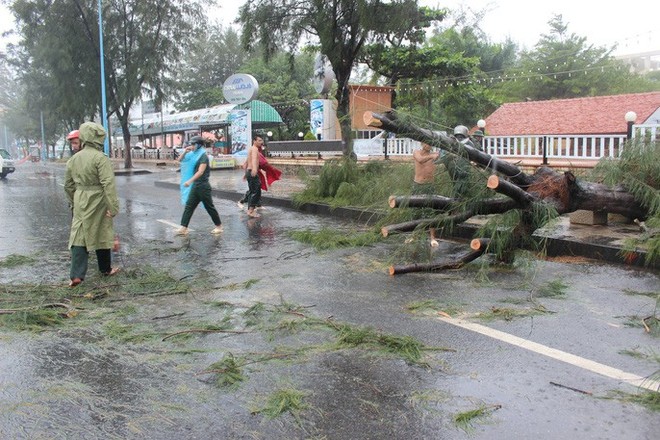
[
  {"left": 382, "top": 211, "right": 475, "bottom": 237},
  {"left": 389, "top": 195, "right": 456, "bottom": 209},
  {"left": 162, "top": 328, "right": 249, "bottom": 341},
  {"left": 364, "top": 111, "right": 534, "bottom": 187},
  {"left": 549, "top": 381, "right": 593, "bottom": 395},
  {"left": 389, "top": 195, "right": 521, "bottom": 214},
  {"left": 470, "top": 238, "right": 491, "bottom": 251},
  {"left": 487, "top": 175, "right": 538, "bottom": 208},
  {"left": 389, "top": 238, "right": 489, "bottom": 275}
]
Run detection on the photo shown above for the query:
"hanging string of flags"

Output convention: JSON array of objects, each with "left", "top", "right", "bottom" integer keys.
[{"left": 396, "top": 62, "right": 625, "bottom": 93}]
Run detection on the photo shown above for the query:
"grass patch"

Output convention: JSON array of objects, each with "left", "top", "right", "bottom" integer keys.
[
  {"left": 252, "top": 387, "right": 309, "bottom": 420},
  {"left": 605, "top": 390, "right": 660, "bottom": 412},
  {"left": 406, "top": 300, "right": 441, "bottom": 314},
  {"left": 0, "top": 283, "right": 84, "bottom": 331},
  {"left": 205, "top": 300, "right": 235, "bottom": 309},
  {"left": 0, "top": 265, "right": 198, "bottom": 332},
  {"left": 119, "top": 267, "right": 191, "bottom": 297},
  {"left": 623, "top": 288, "right": 660, "bottom": 299},
  {"left": 623, "top": 315, "right": 660, "bottom": 337},
  {"left": 478, "top": 306, "right": 548, "bottom": 322},
  {"left": 242, "top": 302, "right": 267, "bottom": 327},
  {"left": 0, "top": 308, "right": 65, "bottom": 331},
  {"left": 618, "top": 348, "right": 660, "bottom": 363},
  {"left": 408, "top": 390, "right": 451, "bottom": 412},
  {"left": 244, "top": 278, "right": 260, "bottom": 289},
  {"left": 453, "top": 404, "right": 501, "bottom": 432},
  {"left": 289, "top": 228, "right": 381, "bottom": 250},
  {"left": 536, "top": 280, "right": 568, "bottom": 298},
  {"left": 103, "top": 320, "right": 158, "bottom": 343},
  {"left": 217, "top": 279, "right": 261, "bottom": 291},
  {"left": 113, "top": 305, "right": 138, "bottom": 317},
  {"left": 205, "top": 354, "right": 245, "bottom": 388},
  {"left": 335, "top": 324, "right": 428, "bottom": 367},
  {"left": 0, "top": 254, "right": 37, "bottom": 268},
  {"left": 293, "top": 159, "right": 415, "bottom": 208},
  {"left": 239, "top": 300, "right": 438, "bottom": 367},
  {"left": 498, "top": 297, "right": 529, "bottom": 305}
]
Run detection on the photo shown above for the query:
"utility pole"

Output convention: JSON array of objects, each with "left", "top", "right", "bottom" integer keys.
[
  {"left": 98, "top": 0, "right": 109, "bottom": 156},
  {"left": 40, "top": 111, "right": 46, "bottom": 161}
]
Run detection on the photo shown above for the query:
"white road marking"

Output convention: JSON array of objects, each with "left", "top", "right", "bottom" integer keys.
[
  {"left": 156, "top": 219, "right": 193, "bottom": 232},
  {"left": 437, "top": 316, "right": 660, "bottom": 392}
]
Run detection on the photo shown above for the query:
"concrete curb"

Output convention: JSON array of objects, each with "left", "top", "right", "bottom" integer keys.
[
  {"left": 114, "top": 168, "right": 153, "bottom": 176},
  {"left": 154, "top": 180, "right": 655, "bottom": 269}
]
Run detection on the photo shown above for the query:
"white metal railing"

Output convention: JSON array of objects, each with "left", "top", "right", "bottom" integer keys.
[
  {"left": 385, "top": 138, "right": 422, "bottom": 156},
  {"left": 632, "top": 124, "right": 659, "bottom": 141},
  {"left": 484, "top": 134, "right": 628, "bottom": 160}
]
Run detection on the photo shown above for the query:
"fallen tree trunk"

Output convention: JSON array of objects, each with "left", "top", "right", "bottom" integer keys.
[
  {"left": 365, "top": 111, "right": 648, "bottom": 220},
  {"left": 382, "top": 211, "right": 475, "bottom": 237},
  {"left": 389, "top": 195, "right": 520, "bottom": 213},
  {"left": 389, "top": 238, "right": 490, "bottom": 275}
]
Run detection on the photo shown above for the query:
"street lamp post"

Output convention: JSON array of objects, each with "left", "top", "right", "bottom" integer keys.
[
  {"left": 625, "top": 111, "right": 637, "bottom": 140},
  {"left": 476, "top": 119, "right": 486, "bottom": 151},
  {"left": 98, "top": 0, "right": 109, "bottom": 156},
  {"left": 477, "top": 119, "right": 486, "bottom": 134}
]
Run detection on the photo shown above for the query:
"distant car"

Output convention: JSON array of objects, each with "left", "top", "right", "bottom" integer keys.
[
  {"left": 131, "top": 145, "right": 144, "bottom": 150},
  {"left": 0, "top": 149, "right": 16, "bottom": 179}
]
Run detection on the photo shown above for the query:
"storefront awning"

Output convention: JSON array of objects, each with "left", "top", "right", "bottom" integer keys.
[{"left": 127, "top": 100, "right": 283, "bottom": 136}]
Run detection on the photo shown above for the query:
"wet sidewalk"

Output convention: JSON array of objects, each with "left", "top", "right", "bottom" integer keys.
[{"left": 146, "top": 162, "right": 655, "bottom": 269}]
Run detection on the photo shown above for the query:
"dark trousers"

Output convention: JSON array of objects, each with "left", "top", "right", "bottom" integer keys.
[
  {"left": 70, "top": 246, "right": 111, "bottom": 280},
  {"left": 245, "top": 170, "right": 261, "bottom": 209},
  {"left": 180, "top": 182, "right": 221, "bottom": 227}
]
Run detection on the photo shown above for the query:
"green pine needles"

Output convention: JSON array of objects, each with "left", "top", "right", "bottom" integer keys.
[{"left": 592, "top": 139, "right": 660, "bottom": 265}]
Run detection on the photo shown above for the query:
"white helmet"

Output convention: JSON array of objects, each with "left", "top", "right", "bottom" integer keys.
[{"left": 453, "top": 125, "right": 469, "bottom": 137}]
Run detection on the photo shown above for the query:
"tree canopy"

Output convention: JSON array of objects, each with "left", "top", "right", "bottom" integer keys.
[
  {"left": 497, "top": 14, "right": 656, "bottom": 101},
  {"left": 1, "top": 4, "right": 656, "bottom": 160},
  {"left": 238, "top": 0, "right": 444, "bottom": 155},
  {"left": 176, "top": 26, "right": 247, "bottom": 111},
  {"left": 8, "top": 0, "right": 207, "bottom": 167}
]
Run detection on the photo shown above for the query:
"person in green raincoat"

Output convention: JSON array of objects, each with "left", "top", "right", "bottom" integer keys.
[{"left": 64, "top": 122, "right": 120, "bottom": 287}]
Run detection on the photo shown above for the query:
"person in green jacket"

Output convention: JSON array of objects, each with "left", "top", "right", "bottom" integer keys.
[{"left": 64, "top": 122, "right": 120, "bottom": 287}]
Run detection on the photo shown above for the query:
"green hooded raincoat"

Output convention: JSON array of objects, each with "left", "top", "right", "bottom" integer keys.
[{"left": 64, "top": 122, "right": 119, "bottom": 251}]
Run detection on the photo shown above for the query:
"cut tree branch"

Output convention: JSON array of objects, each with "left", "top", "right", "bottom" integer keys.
[
  {"left": 487, "top": 175, "right": 538, "bottom": 208},
  {"left": 382, "top": 211, "right": 475, "bottom": 237},
  {"left": 389, "top": 195, "right": 520, "bottom": 213},
  {"left": 389, "top": 238, "right": 490, "bottom": 275}
]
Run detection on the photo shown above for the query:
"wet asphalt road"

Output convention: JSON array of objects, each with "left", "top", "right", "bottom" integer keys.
[{"left": 0, "top": 162, "right": 659, "bottom": 439}]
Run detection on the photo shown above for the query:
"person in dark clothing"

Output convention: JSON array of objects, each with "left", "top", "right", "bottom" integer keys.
[
  {"left": 176, "top": 136, "right": 223, "bottom": 236},
  {"left": 244, "top": 135, "right": 264, "bottom": 218}
]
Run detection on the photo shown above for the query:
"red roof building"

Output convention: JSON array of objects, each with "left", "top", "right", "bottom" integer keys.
[{"left": 483, "top": 92, "right": 660, "bottom": 136}]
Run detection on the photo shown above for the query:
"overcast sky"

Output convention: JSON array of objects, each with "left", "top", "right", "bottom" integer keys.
[
  {"left": 1, "top": 0, "right": 657, "bottom": 55},
  {"left": 211, "top": 0, "right": 658, "bottom": 55}
]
